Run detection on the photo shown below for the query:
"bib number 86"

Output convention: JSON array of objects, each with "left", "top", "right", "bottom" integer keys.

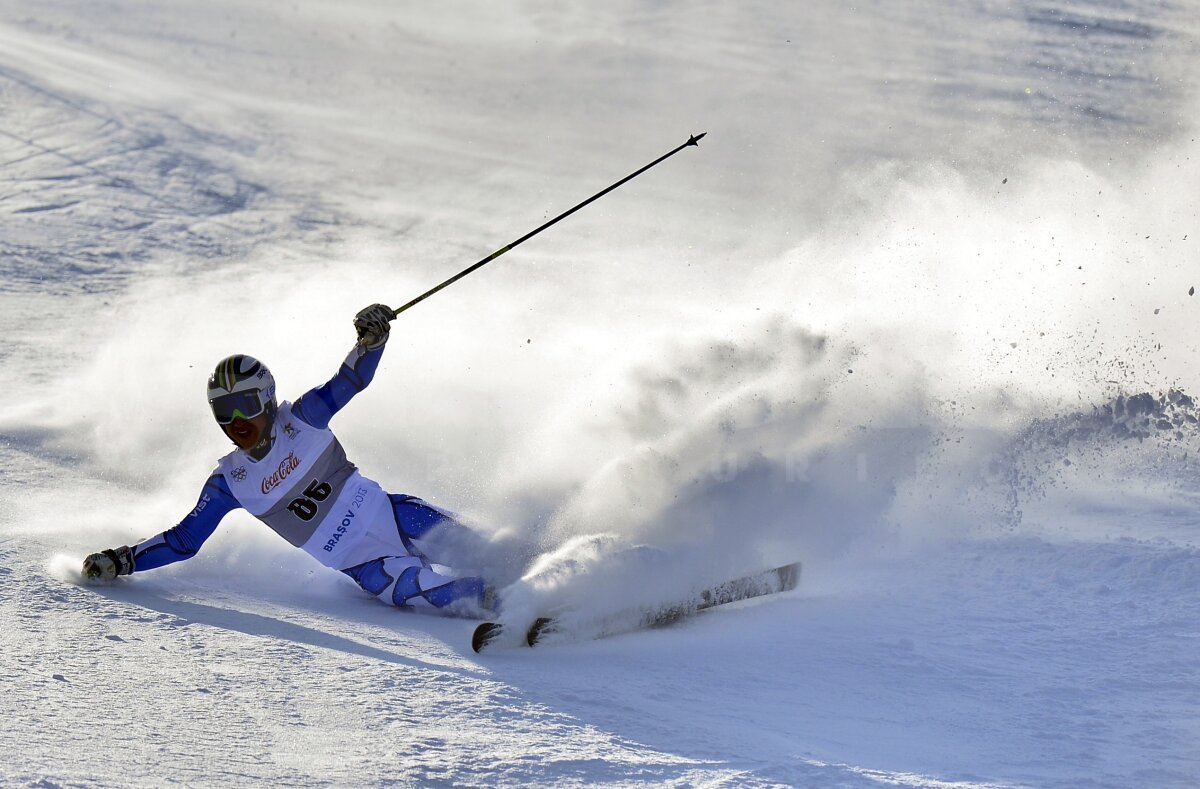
[{"left": 288, "top": 479, "right": 332, "bottom": 521}]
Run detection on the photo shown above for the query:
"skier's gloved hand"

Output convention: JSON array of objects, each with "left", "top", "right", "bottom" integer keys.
[
  {"left": 354, "top": 304, "right": 394, "bottom": 350},
  {"left": 82, "top": 546, "right": 134, "bottom": 580}
]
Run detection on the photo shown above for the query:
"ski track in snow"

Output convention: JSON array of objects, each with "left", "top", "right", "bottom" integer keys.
[
  {"left": 3, "top": 1, "right": 1200, "bottom": 787},
  {"left": 0, "top": 65, "right": 279, "bottom": 292}
]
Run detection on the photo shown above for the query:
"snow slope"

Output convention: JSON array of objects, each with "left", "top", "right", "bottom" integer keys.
[{"left": 2, "top": 1, "right": 1200, "bottom": 786}]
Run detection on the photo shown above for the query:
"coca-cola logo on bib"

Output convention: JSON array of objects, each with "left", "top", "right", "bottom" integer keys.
[{"left": 261, "top": 451, "right": 301, "bottom": 494}]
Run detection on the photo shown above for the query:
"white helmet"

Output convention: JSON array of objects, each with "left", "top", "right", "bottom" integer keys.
[{"left": 206, "top": 354, "right": 277, "bottom": 429}]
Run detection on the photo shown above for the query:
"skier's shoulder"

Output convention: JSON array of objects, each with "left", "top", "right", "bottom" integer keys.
[
  {"left": 281, "top": 398, "right": 336, "bottom": 433},
  {"left": 194, "top": 458, "right": 240, "bottom": 507},
  {"left": 211, "top": 450, "right": 241, "bottom": 482}
]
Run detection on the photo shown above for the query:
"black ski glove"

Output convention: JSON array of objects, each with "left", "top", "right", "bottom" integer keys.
[
  {"left": 354, "top": 303, "right": 394, "bottom": 350},
  {"left": 82, "top": 546, "right": 134, "bottom": 580}
]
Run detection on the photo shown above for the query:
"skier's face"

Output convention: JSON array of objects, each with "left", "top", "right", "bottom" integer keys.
[{"left": 224, "top": 413, "right": 269, "bottom": 450}]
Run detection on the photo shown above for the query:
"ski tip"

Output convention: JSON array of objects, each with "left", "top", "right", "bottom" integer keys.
[
  {"left": 526, "top": 617, "right": 556, "bottom": 647},
  {"left": 472, "top": 622, "right": 502, "bottom": 653},
  {"left": 687, "top": 132, "right": 707, "bottom": 146}
]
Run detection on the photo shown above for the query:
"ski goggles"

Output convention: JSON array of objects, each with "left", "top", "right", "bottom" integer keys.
[{"left": 209, "top": 390, "right": 269, "bottom": 425}]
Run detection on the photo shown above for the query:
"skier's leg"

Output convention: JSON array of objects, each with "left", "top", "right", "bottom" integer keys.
[
  {"left": 341, "top": 555, "right": 494, "bottom": 614},
  {"left": 388, "top": 493, "right": 495, "bottom": 569},
  {"left": 389, "top": 494, "right": 456, "bottom": 539}
]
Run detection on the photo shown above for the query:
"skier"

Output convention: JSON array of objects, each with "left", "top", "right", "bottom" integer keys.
[{"left": 82, "top": 304, "right": 494, "bottom": 616}]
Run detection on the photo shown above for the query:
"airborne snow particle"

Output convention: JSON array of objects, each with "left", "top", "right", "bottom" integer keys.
[{"left": 1190, "top": 286, "right": 1195, "bottom": 296}]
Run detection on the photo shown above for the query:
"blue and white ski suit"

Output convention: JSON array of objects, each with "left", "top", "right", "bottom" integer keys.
[{"left": 130, "top": 343, "right": 489, "bottom": 613}]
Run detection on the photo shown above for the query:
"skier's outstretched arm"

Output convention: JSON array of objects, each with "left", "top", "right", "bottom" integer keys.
[
  {"left": 82, "top": 472, "right": 242, "bottom": 579},
  {"left": 293, "top": 303, "right": 393, "bottom": 430}
]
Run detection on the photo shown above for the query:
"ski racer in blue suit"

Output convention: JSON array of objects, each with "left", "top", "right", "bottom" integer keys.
[{"left": 83, "top": 304, "right": 494, "bottom": 616}]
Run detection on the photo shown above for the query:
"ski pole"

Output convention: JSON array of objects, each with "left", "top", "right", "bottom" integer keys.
[{"left": 391, "top": 132, "right": 707, "bottom": 318}]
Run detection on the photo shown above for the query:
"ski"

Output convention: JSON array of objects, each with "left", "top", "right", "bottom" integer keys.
[{"left": 471, "top": 561, "right": 800, "bottom": 653}]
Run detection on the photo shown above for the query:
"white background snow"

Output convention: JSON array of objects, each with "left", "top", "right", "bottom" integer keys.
[{"left": 2, "top": 1, "right": 1200, "bottom": 786}]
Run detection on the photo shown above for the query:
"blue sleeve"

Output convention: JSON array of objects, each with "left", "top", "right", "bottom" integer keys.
[
  {"left": 292, "top": 343, "right": 385, "bottom": 430},
  {"left": 131, "top": 473, "right": 241, "bottom": 572}
]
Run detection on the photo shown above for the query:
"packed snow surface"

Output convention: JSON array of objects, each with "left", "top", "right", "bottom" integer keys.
[{"left": 2, "top": 1, "right": 1200, "bottom": 786}]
